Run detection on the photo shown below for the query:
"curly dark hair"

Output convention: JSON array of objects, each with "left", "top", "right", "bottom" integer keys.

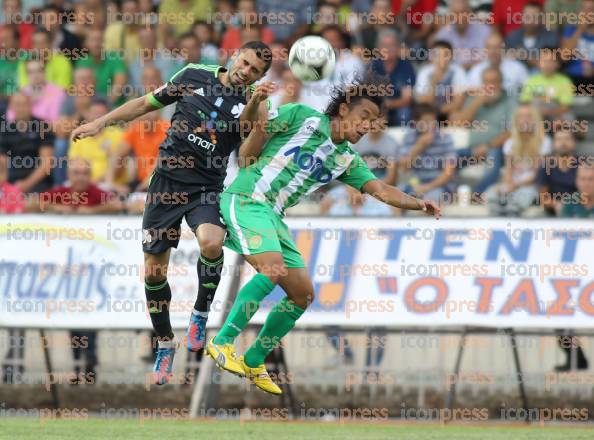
[{"left": 323, "top": 70, "right": 388, "bottom": 118}]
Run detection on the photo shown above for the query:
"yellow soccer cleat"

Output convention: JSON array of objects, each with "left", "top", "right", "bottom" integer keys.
[
  {"left": 240, "top": 356, "right": 282, "bottom": 395},
  {"left": 206, "top": 337, "right": 245, "bottom": 377}
]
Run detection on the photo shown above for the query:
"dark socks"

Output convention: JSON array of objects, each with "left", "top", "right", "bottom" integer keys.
[
  {"left": 145, "top": 278, "right": 174, "bottom": 342},
  {"left": 194, "top": 252, "right": 224, "bottom": 313}
]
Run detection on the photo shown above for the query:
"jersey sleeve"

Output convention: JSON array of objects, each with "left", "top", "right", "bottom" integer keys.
[
  {"left": 337, "top": 153, "right": 378, "bottom": 192},
  {"left": 266, "top": 103, "right": 299, "bottom": 134},
  {"left": 147, "top": 65, "right": 191, "bottom": 108}
]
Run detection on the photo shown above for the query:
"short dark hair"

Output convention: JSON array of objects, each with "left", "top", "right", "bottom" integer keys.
[
  {"left": 320, "top": 24, "right": 350, "bottom": 48},
  {"left": 179, "top": 32, "right": 197, "bottom": 42},
  {"left": 432, "top": 40, "right": 453, "bottom": 52},
  {"left": 240, "top": 41, "right": 273, "bottom": 71},
  {"left": 524, "top": 1, "right": 543, "bottom": 10},
  {"left": 90, "top": 97, "right": 110, "bottom": 109},
  {"left": 32, "top": 28, "right": 52, "bottom": 39},
  {"left": 413, "top": 104, "right": 437, "bottom": 120},
  {"left": 324, "top": 70, "right": 386, "bottom": 117}
]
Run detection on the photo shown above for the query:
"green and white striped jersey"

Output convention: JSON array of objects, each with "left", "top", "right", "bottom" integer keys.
[{"left": 225, "top": 103, "right": 377, "bottom": 216}]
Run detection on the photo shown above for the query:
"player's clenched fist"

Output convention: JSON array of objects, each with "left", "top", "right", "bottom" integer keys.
[{"left": 249, "top": 81, "right": 276, "bottom": 104}]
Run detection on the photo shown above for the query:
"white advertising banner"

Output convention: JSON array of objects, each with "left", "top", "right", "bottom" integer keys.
[
  {"left": 0, "top": 215, "right": 235, "bottom": 329},
  {"left": 243, "top": 218, "right": 594, "bottom": 329},
  {"left": 0, "top": 216, "right": 593, "bottom": 329}
]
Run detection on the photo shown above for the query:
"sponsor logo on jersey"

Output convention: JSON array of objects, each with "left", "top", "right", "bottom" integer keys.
[
  {"left": 231, "top": 103, "right": 245, "bottom": 119},
  {"left": 284, "top": 146, "right": 332, "bottom": 183}
]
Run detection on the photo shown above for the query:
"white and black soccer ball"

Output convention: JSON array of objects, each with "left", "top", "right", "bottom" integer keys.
[{"left": 288, "top": 36, "right": 336, "bottom": 82}]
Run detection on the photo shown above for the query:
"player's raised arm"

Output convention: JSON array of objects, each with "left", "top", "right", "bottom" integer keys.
[
  {"left": 70, "top": 93, "right": 162, "bottom": 142},
  {"left": 238, "top": 100, "right": 271, "bottom": 167},
  {"left": 363, "top": 179, "right": 441, "bottom": 219},
  {"left": 240, "top": 80, "right": 275, "bottom": 139}
]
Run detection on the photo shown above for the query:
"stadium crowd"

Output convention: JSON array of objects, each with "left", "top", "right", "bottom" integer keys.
[{"left": 0, "top": 0, "right": 592, "bottom": 219}]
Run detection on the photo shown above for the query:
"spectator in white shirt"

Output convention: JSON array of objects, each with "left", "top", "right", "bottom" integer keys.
[
  {"left": 485, "top": 104, "right": 552, "bottom": 216},
  {"left": 467, "top": 33, "right": 529, "bottom": 98},
  {"left": 414, "top": 40, "right": 467, "bottom": 119}
]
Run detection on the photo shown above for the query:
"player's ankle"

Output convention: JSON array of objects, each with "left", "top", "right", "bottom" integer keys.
[{"left": 213, "top": 334, "right": 233, "bottom": 345}]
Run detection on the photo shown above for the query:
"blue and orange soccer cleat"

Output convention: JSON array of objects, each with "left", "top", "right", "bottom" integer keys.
[
  {"left": 152, "top": 342, "right": 176, "bottom": 385},
  {"left": 186, "top": 312, "right": 207, "bottom": 352}
]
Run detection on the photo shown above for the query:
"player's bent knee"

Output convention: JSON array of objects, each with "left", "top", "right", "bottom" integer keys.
[
  {"left": 288, "top": 286, "right": 314, "bottom": 310},
  {"left": 262, "top": 259, "right": 286, "bottom": 284},
  {"left": 198, "top": 238, "right": 223, "bottom": 259}
]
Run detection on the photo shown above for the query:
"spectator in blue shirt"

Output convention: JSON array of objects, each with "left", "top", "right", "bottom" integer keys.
[
  {"left": 399, "top": 104, "right": 457, "bottom": 203},
  {"left": 560, "top": 0, "right": 594, "bottom": 87},
  {"left": 371, "top": 29, "right": 415, "bottom": 126}
]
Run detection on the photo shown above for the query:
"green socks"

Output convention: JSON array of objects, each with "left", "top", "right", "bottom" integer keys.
[
  {"left": 244, "top": 296, "right": 305, "bottom": 368},
  {"left": 214, "top": 273, "right": 275, "bottom": 345}
]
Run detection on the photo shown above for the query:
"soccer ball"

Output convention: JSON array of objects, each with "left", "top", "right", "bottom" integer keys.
[{"left": 288, "top": 36, "right": 336, "bottom": 82}]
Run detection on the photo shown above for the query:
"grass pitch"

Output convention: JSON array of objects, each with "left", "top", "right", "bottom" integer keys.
[{"left": 1, "top": 418, "right": 593, "bottom": 440}]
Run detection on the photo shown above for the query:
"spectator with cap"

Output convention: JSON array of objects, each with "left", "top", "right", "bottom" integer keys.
[
  {"left": 371, "top": 28, "right": 415, "bottom": 126},
  {"left": 538, "top": 129, "right": 579, "bottom": 216},
  {"left": 0, "top": 93, "right": 54, "bottom": 193},
  {"left": 505, "top": 2, "right": 559, "bottom": 70}
]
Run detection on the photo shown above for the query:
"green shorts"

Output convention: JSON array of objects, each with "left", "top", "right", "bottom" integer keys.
[{"left": 220, "top": 192, "right": 305, "bottom": 268}]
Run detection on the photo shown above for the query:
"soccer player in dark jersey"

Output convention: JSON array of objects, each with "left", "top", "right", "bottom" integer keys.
[{"left": 71, "top": 41, "right": 274, "bottom": 385}]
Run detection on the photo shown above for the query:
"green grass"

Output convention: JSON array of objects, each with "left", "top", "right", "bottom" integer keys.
[{"left": 1, "top": 418, "right": 593, "bottom": 440}]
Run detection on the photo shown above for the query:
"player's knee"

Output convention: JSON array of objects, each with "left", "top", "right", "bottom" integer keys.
[
  {"left": 289, "top": 286, "right": 314, "bottom": 310},
  {"left": 144, "top": 253, "right": 167, "bottom": 283},
  {"left": 259, "top": 255, "right": 286, "bottom": 284},
  {"left": 199, "top": 238, "right": 223, "bottom": 259}
]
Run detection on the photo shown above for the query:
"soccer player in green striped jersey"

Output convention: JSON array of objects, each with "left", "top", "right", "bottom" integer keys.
[{"left": 206, "top": 77, "right": 441, "bottom": 394}]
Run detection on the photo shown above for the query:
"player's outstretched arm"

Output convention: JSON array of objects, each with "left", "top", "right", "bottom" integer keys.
[
  {"left": 71, "top": 94, "right": 159, "bottom": 142},
  {"left": 362, "top": 179, "right": 441, "bottom": 219}
]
